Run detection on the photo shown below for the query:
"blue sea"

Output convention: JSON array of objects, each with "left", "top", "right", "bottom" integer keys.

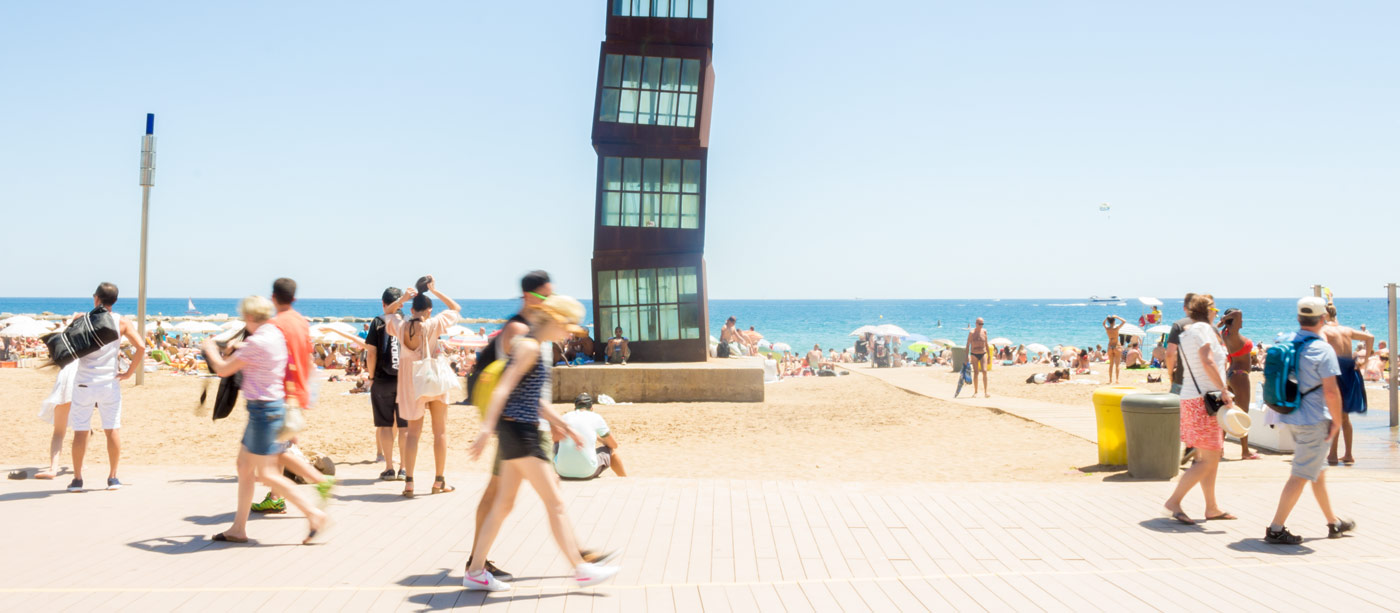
[{"left": 2, "top": 297, "right": 1392, "bottom": 352}]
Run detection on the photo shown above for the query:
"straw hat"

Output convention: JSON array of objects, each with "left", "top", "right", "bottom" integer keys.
[
  {"left": 1217, "top": 404, "right": 1252, "bottom": 439},
  {"left": 529, "top": 295, "right": 587, "bottom": 336}
]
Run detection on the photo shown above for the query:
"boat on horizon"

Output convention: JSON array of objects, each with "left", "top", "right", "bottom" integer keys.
[
  {"left": 1089, "top": 295, "right": 1121, "bottom": 303},
  {"left": 185, "top": 298, "right": 201, "bottom": 315}
]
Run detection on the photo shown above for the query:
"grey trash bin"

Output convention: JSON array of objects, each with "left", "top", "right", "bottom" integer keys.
[
  {"left": 950, "top": 346, "right": 968, "bottom": 373},
  {"left": 1122, "top": 392, "right": 1181, "bottom": 480}
]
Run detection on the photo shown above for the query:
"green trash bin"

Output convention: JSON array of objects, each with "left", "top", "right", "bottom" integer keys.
[{"left": 1122, "top": 392, "right": 1181, "bottom": 480}]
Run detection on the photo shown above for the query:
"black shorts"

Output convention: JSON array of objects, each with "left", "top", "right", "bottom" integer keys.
[
  {"left": 497, "top": 419, "right": 549, "bottom": 462},
  {"left": 371, "top": 379, "right": 406, "bottom": 428}
]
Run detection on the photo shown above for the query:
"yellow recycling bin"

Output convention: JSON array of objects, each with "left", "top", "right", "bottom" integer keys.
[{"left": 1092, "top": 386, "right": 1143, "bottom": 465}]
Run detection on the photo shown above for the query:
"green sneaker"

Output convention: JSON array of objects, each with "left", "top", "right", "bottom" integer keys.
[
  {"left": 316, "top": 476, "right": 336, "bottom": 507},
  {"left": 251, "top": 492, "right": 286, "bottom": 514}
]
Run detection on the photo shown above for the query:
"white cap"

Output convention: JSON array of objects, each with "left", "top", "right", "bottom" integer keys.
[{"left": 1298, "top": 296, "right": 1328, "bottom": 317}]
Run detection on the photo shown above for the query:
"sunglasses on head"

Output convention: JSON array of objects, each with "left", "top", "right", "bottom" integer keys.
[{"left": 529, "top": 291, "right": 550, "bottom": 301}]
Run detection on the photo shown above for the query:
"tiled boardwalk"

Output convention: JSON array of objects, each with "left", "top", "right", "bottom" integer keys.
[{"left": 4, "top": 462, "right": 1400, "bottom": 611}]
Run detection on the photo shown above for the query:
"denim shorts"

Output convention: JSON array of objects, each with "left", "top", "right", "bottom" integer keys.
[
  {"left": 242, "top": 399, "right": 287, "bottom": 456},
  {"left": 1287, "top": 422, "right": 1332, "bottom": 482}
]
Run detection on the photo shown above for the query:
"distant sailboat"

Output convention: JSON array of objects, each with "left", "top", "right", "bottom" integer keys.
[{"left": 186, "top": 299, "right": 201, "bottom": 315}]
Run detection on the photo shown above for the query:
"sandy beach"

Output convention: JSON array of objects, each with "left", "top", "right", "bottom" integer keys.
[{"left": 1, "top": 366, "right": 1102, "bottom": 484}]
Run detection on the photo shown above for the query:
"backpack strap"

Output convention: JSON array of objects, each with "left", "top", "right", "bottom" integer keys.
[{"left": 1291, "top": 336, "right": 1323, "bottom": 399}]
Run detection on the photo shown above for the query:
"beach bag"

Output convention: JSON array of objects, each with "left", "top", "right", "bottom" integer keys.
[
  {"left": 43, "top": 307, "right": 120, "bottom": 368},
  {"left": 472, "top": 359, "right": 507, "bottom": 419},
  {"left": 1263, "top": 335, "right": 1321, "bottom": 414},
  {"left": 961, "top": 361, "right": 973, "bottom": 384},
  {"left": 409, "top": 317, "right": 459, "bottom": 399}
]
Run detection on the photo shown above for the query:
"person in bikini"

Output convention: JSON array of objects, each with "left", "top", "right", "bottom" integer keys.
[
  {"left": 965, "top": 318, "right": 990, "bottom": 398},
  {"left": 1218, "top": 308, "right": 1259, "bottom": 460},
  {"left": 1322, "top": 302, "right": 1372, "bottom": 466},
  {"left": 1103, "top": 316, "right": 1125, "bottom": 384}
]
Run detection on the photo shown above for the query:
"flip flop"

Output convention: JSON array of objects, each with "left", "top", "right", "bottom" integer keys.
[
  {"left": 1162, "top": 508, "right": 1196, "bottom": 525},
  {"left": 303, "top": 517, "right": 334, "bottom": 545},
  {"left": 1327, "top": 459, "right": 1339, "bottom": 466},
  {"left": 212, "top": 532, "right": 249, "bottom": 543},
  {"left": 7, "top": 469, "right": 27, "bottom": 480},
  {"left": 1205, "top": 512, "right": 1238, "bottom": 521}
]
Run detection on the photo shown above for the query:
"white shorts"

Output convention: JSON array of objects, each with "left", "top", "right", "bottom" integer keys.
[{"left": 70, "top": 381, "right": 121, "bottom": 431}]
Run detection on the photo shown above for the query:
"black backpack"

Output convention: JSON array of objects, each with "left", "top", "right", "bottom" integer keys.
[{"left": 44, "top": 307, "right": 120, "bottom": 367}]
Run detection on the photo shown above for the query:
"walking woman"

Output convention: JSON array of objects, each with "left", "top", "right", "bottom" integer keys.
[
  {"left": 34, "top": 362, "right": 77, "bottom": 479},
  {"left": 382, "top": 276, "right": 461, "bottom": 498},
  {"left": 201, "top": 296, "right": 329, "bottom": 544},
  {"left": 1163, "top": 294, "right": 1235, "bottom": 524},
  {"left": 1219, "top": 308, "right": 1260, "bottom": 460},
  {"left": 464, "top": 295, "right": 620, "bottom": 591}
]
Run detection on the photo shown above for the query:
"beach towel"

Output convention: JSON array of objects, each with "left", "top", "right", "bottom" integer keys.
[{"left": 37, "top": 363, "right": 78, "bottom": 425}]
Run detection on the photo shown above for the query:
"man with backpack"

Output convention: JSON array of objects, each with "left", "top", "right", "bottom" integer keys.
[{"left": 1264, "top": 297, "right": 1355, "bottom": 545}]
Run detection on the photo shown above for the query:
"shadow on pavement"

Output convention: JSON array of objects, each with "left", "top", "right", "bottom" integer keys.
[
  {"left": 405, "top": 587, "right": 599, "bottom": 612},
  {"left": 1136, "top": 518, "right": 1227, "bottom": 535},
  {"left": 1226, "top": 537, "right": 1317, "bottom": 556},
  {"left": 0, "top": 489, "right": 72, "bottom": 502}
]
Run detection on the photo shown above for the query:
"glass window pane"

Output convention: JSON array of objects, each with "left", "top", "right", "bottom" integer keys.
[
  {"left": 643, "top": 158, "right": 661, "bottom": 192},
  {"left": 693, "top": 0, "right": 706, "bottom": 18},
  {"left": 661, "top": 58, "right": 680, "bottom": 92},
  {"left": 636, "top": 90, "right": 655, "bottom": 125},
  {"left": 679, "top": 301, "right": 699, "bottom": 339},
  {"left": 681, "top": 195, "right": 699, "bottom": 228},
  {"left": 599, "top": 308, "right": 617, "bottom": 339},
  {"left": 659, "top": 267, "right": 678, "bottom": 302},
  {"left": 603, "top": 192, "right": 621, "bottom": 226},
  {"left": 677, "top": 93, "right": 694, "bottom": 126},
  {"left": 616, "top": 271, "right": 637, "bottom": 305},
  {"left": 621, "top": 307, "right": 639, "bottom": 341},
  {"left": 637, "top": 269, "right": 657, "bottom": 304},
  {"left": 623, "top": 56, "right": 642, "bottom": 88},
  {"left": 662, "top": 159, "right": 681, "bottom": 192},
  {"left": 680, "top": 267, "right": 698, "bottom": 295},
  {"left": 673, "top": 0, "right": 689, "bottom": 18},
  {"left": 638, "top": 306, "right": 657, "bottom": 341},
  {"left": 654, "top": 0, "right": 669, "bottom": 18},
  {"left": 599, "top": 88, "right": 619, "bottom": 122},
  {"left": 623, "top": 193, "right": 641, "bottom": 227},
  {"left": 660, "top": 305, "right": 679, "bottom": 340},
  {"left": 623, "top": 157, "right": 641, "bottom": 191},
  {"left": 597, "top": 271, "right": 617, "bottom": 306},
  {"left": 661, "top": 194, "right": 679, "bottom": 228},
  {"left": 604, "top": 157, "right": 621, "bottom": 191},
  {"left": 603, "top": 54, "right": 622, "bottom": 88},
  {"left": 641, "top": 193, "right": 659, "bottom": 227},
  {"left": 655, "top": 92, "right": 675, "bottom": 126},
  {"left": 642, "top": 57, "right": 661, "bottom": 91},
  {"left": 682, "top": 160, "right": 700, "bottom": 193},
  {"left": 681, "top": 59, "right": 700, "bottom": 93},
  {"left": 618, "top": 89, "right": 637, "bottom": 124}
]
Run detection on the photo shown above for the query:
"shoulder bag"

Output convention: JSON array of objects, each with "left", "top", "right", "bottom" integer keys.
[
  {"left": 1180, "top": 326, "right": 1225, "bottom": 415},
  {"left": 410, "top": 314, "right": 460, "bottom": 399}
]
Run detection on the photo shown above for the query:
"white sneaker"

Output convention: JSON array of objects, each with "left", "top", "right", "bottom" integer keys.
[
  {"left": 462, "top": 569, "right": 510, "bottom": 592},
  {"left": 573, "top": 562, "right": 621, "bottom": 588}
]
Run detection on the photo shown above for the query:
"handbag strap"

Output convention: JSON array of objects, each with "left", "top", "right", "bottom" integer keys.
[{"left": 1180, "top": 324, "right": 1206, "bottom": 396}]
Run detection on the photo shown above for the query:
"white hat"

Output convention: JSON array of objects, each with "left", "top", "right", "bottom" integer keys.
[
  {"left": 1298, "top": 296, "right": 1328, "bottom": 317},
  {"left": 1217, "top": 404, "right": 1252, "bottom": 439}
]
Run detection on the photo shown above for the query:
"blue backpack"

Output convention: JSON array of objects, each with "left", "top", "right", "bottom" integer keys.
[{"left": 1261, "top": 334, "right": 1321, "bottom": 414}]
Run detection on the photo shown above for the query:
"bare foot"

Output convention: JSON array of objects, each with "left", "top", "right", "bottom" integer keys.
[{"left": 34, "top": 469, "right": 59, "bottom": 480}]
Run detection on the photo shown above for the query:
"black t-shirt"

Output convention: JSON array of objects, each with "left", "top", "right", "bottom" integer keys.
[
  {"left": 365, "top": 315, "right": 399, "bottom": 380},
  {"left": 472, "top": 313, "right": 527, "bottom": 375},
  {"left": 1167, "top": 316, "right": 1191, "bottom": 385}
]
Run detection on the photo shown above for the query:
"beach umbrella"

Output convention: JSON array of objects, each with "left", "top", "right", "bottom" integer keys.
[
  {"left": 0, "top": 315, "right": 41, "bottom": 329},
  {"left": 1138, "top": 297, "right": 1163, "bottom": 307},
  {"left": 1025, "top": 343, "right": 1049, "bottom": 354},
  {"left": 907, "top": 341, "right": 937, "bottom": 354},
  {"left": 173, "top": 321, "right": 221, "bottom": 334},
  {"left": 444, "top": 325, "right": 473, "bottom": 337},
  {"left": 219, "top": 320, "right": 245, "bottom": 331},
  {"left": 772, "top": 342, "right": 792, "bottom": 352},
  {"left": 1145, "top": 324, "right": 1172, "bottom": 335},
  {"left": 849, "top": 325, "right": 877, "bottom": 337},
  {"left": 873, "top": 324, "right": 908, "bottom": 337},
  {"left": 902, "top": 333, "right": 930, "bottom": 343},
  {"left": 443, "top": 335, "right": 489, "bottom": 350},
  {"left": 1118, "top": 324, "right": 1146, "bottom": 337},
  {"left": 756, "top": 339, "right": 772, "bottom": 349},
  {"left": 311, "top": 322, "right": 359, "bottom": 336},
  {"left": 988, "top": 337, "right": 1013, "bottom": 346},
  {"left": 0, "top": 320, "right": 50, "bottom": 337}
]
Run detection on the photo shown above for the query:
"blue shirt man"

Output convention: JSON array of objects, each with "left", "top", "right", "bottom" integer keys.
[{"left": 1276, "top": 329, "right": 1340, "bottom": 427}]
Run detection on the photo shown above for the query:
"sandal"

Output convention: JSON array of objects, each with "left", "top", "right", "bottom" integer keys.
[
  {"left": 1205, "top": 512, "right": 1238, "bottom": 521},
  {"left": 402, "top": 476, "right": 414, "bottom": 498},
  {"left": 1162, "top": 508, "right": 1196, "bottom": 525},
  {"left": 432, "top": 476, "right": 455, "bottom": 494},
  {"left": 379, "top": 469, "right": 397, "bottom": 481},
  {"left": 212, "top": 532, "right": 249, "bottom": 543},
  {"left": 1243, "top": 453, "right": 1261, "bottom": 460}
]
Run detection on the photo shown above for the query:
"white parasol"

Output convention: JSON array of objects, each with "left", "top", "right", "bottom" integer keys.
[
  {"left": 1145, "top": 325, "right": 1172, "bottom": 335},
  {"left": 1118, "top": 324, "right": 1147, "bottom": 337},
  {"left": 1025, "top": 343, "right": 1050, "bottom": 354},
  {"left": 772, "top": 342, "right": 792, "bottom": 352},
  {"left": 0, "top": 320, "right": 51, "bottom": 338},
  {"left": 989, "top": 337, "right": 1013, "bottom": 346},
  {"left": 1138, "top": 297, "right": 1163, "bottom": 307},
  {"left": 849, "top": 325, "right": 877, "bottom": 337},
  {"left": 873, "top": 324, "right": 909, "bottom": 337},
  {"left": 173, "top": 321, "right": 221, "bottom": 334}
]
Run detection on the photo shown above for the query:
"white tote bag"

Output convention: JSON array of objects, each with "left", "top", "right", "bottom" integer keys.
[{"left": 410, "top": 315, "right": 460, "bottom": 399}]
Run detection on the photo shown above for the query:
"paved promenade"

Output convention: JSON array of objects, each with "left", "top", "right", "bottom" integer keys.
[{"left": 4, "top": 459, "right": 1400, "bottom": 612}]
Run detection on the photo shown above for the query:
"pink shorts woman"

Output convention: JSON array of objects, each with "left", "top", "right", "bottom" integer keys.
[{"left": 1180, "top": 396, "right": 1224, "bottom": 451}]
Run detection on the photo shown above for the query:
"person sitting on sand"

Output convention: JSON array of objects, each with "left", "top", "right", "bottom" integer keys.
[
  {"left": 554, "top": 394, "right": 626, "bottom": 480},
  {"left": 1075, "top": 350, "right": 1091, "bottom": 374},
  {"left": 1124, "top": 342, "right": 1146, "bottom": 369}
]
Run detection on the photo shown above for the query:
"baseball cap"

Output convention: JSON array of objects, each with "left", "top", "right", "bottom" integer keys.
[
  {"left": 574, "top": 393, "right": 594, "bottom": 409},
  {"left": 1298, "top": 297, "right": 1327, "bottom": 317}
]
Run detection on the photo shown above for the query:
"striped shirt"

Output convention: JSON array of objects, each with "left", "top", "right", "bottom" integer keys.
[
  {"left": 235, "top": 324, "right": 288, "bottom": 402},
  {"left": 502, "top": 343, "right": 549, "bottom": 424}
]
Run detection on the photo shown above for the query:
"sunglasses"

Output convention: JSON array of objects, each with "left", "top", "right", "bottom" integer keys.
[{"left": 528, "top": 291, "right": 550, "bottom": 301}]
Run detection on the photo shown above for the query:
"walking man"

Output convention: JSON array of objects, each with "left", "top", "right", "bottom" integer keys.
[
  {"left": 1265, "top": 297, "right": 1355, "bottom": 544},
  {"left": 68, "top": 283, "right": 145, "bottom": 492},
  {"left": 366, "top": 287, "right": 408, "bottom": 480},
  {"left": 965, "top": 318, "right": 990, "bottom": 398},
  {"left": 1322, "top": 302, "right": 1373, "bottom": 466}
]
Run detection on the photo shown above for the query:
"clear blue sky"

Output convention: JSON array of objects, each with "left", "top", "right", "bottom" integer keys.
[{"left": 2, "top": 1, "right": 1395, "bottom": 300}]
